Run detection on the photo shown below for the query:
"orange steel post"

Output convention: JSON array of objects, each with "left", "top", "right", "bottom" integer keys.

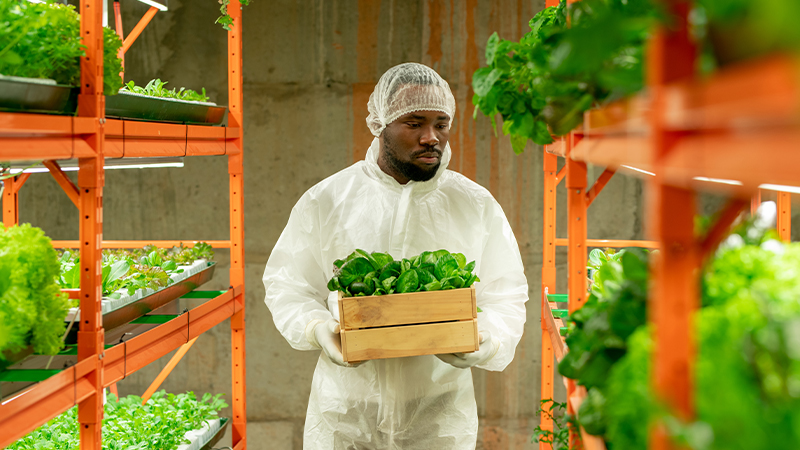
[
  {"left": 2, "top": 175, "right": 18, "bottom": 226},
  {"left": 227, "top": 2, "right": 247, "bottom": 448},
  {"left": 141, "top": 337, "right": 199, "bottom": 404},
  {"left": 540, "top": 149, "right": 558, "bottom": 449},
  {"left": 649, "top": 2, "right": 697, "bottom": 449},
  {"left": 121, "top": 6, "right": 158, "bottom": 54},
  {"left": 77, "top": 1, "right": 105, "bottom": 449},
  {"left": 566, "top": 133, "right": 587, "bottom": 450},
  {"left": 555, "top": 238, "right": 659, "bottom": 249},
  {"left": 777, "top": 192, "right": 792, "bottom": 241}
]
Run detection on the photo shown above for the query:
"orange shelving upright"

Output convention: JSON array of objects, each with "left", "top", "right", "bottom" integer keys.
[{"left": 0, "top": 1, "right": 247, "bottom": 449}]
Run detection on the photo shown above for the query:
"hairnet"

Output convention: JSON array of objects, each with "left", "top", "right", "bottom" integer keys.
[{"left": 366, "top": 62, "right": 457, "bottom": 137}]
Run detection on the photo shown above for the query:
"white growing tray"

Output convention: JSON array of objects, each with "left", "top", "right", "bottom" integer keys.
[{"left": 66, "top": 259, "right": 209, "bottom": 322}]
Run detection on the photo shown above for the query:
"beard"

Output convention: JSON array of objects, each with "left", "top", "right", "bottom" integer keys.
[{"left": 381, "top": 131, "right": 441, "bottom": 182}]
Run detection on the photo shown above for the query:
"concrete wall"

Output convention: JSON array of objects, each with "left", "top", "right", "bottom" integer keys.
[{"left": 15, "top": 1, "right": 661, "bottom": 449}]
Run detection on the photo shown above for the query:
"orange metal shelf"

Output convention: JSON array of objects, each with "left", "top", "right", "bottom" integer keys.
[
  {"left": 542, "top": 291, "right": 567, "bottom": 361},
  {"left": 0, "top": 113, "right": 239, "bottom": 161},
  {"left": 568, "top": 386, "right": 608, "bottom": 450},
  {"left": 0, "top": 288, "right": 241, "bottom": 448},
  {"left": 572, "top": 54, "right": 800, "bottom": 193}
]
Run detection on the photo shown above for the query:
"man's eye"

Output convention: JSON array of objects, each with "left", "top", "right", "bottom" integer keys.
[
  {"left": 437, "top": 124, "right": 448, "bottom": 129},
  {"left": 406, "top": 122, "right": 421, "bottom": 128}
]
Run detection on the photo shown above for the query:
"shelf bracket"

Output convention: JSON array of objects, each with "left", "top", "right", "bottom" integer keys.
[
  {"left": 585, "top": 168, "right": 616, "bottom": 207},
  {"left": 141, "top": 336, "right": 198, "bottom": 404},
  {"left": 698, "top": 198, "right": 748, "bottom": 260},
  {"left": 43, "top": 161, "right": 80, "bottom": 208},
  {"left": 121, "top": 6, "right": 159, "bottom": 55}
]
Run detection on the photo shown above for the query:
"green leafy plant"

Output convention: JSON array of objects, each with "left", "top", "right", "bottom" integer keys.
[
  {"left": 532, "top": 399, "right": 570, "bottom": 449},
  {"left": 120, "top": 79, "right": 210, "bottom": 102},
  {"left": 0, "top": 224, "right": 69, "bottom": 363},
  {"left": 472, "top": 0, "right": 659, "bottom": 153},
  {"left": 56, "top": 243, "right": 212, "bottom": 302},
  {"left": 327, "top": 249, "right": 480, "bottom": 297},
  {"left": 0, "top": 1, "right": 123, "bottom": 95},
  {"left": 7, "top": 390, "right": 228, "bottom": 450},
  {"left": 557, "top": 249, "right": 649, "bottom": 437},
  {"left": 216, "top": 0, "right": 251, "bottom": 30}
]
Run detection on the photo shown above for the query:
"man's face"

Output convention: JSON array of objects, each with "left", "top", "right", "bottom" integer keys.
[{"left": 379, "top": 110, "right": 450, "bottom": 184}]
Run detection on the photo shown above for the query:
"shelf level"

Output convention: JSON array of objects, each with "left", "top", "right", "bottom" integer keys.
[
  {"left": 0, "top": 112, "right": 240, "bottom": 161},
  {"left": 0, "top": 286, "right": 242, "bottom": 448},
  {"left": 571, "top": 54, "right": 800, "bottom": 192}
]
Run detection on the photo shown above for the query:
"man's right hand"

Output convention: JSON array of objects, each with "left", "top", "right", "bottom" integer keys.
[{"left": 306, "top": 318, "right": 363, "bottom": 368}]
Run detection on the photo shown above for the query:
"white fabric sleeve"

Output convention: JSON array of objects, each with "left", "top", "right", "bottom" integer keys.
[
  {"left": 263, "top": 195, "right": 335, "bottom": 350},
  {"left": 474, "top": 199, "right": 529, "bottom": 371}
]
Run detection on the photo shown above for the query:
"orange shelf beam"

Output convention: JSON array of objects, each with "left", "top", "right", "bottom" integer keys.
[
  {"left": 555, "top": 238, "right": 659, "bottom": 249},
  {"left": 50, "top": 240, "right": 232, "bottom": 249}
]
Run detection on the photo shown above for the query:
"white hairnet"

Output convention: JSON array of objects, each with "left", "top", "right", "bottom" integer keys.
[{"left": 366, "top": 62, "right": 457, "bottom": 137}]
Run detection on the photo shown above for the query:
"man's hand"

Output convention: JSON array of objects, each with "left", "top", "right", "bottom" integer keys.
[
  {"left": 436, "top": 331, "right": 499, "bottom": 369},
  {"left": 306, "top": 318, "right": 363, "bottom": 368}
]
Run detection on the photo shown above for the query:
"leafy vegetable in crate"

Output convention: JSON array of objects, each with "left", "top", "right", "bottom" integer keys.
[
  {"left": 0, "top": 224, "right": 69, "bottom": 362},
  {"left": 328, "top": 249, "right": 480, "bottom": 297},
  {"left": 7, "top": 390, "right": 228, "bottom": 450}
]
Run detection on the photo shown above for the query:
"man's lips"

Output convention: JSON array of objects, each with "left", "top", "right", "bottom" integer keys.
[{"left": 414, "top": 150, "right": 441, "bottom": 164}]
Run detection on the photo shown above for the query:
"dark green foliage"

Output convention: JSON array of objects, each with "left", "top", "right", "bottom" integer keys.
[
  {"left": 329, "top": 249, "right": 480, "bottom": 297},
  {"left": 558, "top": 248, "right": 650, "bottom": 436},
  {"left": 471, "top": 0, "right": 658, "bottom": 152},
  {"left": 532, "top": 399, "right": 570, "bottom": 449},
  {"left": 0, "top": 224, "right": 69, "bottom": 361},
  {"left": 7, "top": 390, "right": 227, "bottom": 450},
  {"left": 0, "top": 1, "right": 123, "bottom": 95}
]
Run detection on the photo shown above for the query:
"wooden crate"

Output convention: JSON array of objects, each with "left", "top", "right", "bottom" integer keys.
[{"left": 338, "top": 287, "right": 479, "bottom": 363}]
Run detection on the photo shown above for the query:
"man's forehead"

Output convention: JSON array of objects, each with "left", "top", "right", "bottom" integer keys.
[{"left": 398, "top": 111, "right": 450, "bottom": 121}]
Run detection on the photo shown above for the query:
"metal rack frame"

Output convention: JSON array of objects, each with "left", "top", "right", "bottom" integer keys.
[
  {"left": 537, "top": 1, "right": 795, "bottom": 449},
  {"left": 0, "top": 1, "right": 247, "bottom": 449}
]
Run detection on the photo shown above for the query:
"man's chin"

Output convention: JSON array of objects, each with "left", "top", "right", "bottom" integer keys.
[{"left": 408, "top": 164, "right": 440, "bottom": 182}]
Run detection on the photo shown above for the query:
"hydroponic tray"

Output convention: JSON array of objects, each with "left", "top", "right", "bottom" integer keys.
[
  {"left": 180, "top": 418, "right": 229, "bottom": 450},
  {"left": 105, "top": 91, "right": 226, "bottom": 125},
  {"left": 64, "top": 261, "right": 216, "bottom": 344},
  {"left": 0, "top": 75, "right": 77, "bottom": 115}
]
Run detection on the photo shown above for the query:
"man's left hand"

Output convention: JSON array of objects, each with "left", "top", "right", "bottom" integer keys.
[{"left": 436, "top": 331, "right": 499, "bottom": 369}]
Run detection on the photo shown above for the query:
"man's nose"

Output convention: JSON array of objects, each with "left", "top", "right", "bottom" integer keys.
[{"left": 419, "top": 126, "right": 439, "bottom": 146}]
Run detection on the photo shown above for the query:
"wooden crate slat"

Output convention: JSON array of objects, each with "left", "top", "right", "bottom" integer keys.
[
  {"left": 341, "top": 319, "right": 478, "bottom": 363},
  {"left": 338, "top": 287, "right": 475, "bottom": 329}
]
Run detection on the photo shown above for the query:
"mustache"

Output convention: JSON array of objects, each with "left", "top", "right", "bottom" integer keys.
[{"left": 411, "top": 147, "right": 442, "bottom": 158}]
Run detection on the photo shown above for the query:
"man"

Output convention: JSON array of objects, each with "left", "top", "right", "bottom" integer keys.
[{"left": 263, "top": 62, "right": 528, "bottom": 449}]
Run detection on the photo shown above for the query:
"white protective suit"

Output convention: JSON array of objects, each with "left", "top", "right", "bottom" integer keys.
[{"left": 263, "top": 63, "right": 528, "bottom": 449}]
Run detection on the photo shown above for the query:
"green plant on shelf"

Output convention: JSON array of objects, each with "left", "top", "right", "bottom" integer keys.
[
  {"left": 57, "top": 243, "right": 213, "bottom": 305},
  {"left": 7, "top": 390, "right": 228, "bottom": 450},
  {"left": 327, "top": 249, "right": 480, "bottom": 297},
  {"left": 0, "top": 0, "right": 123, "bottom": 95},
  {"left": 0, "top": 224, "right": 69, "bottom": 364},
  {"left": 120, "top": 79, "right": 211, "bottom": 103}
]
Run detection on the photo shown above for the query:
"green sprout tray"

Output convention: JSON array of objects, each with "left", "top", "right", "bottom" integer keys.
[
  {"left": 0, "top": 76, "right": 78, "bottom": 115},
  {"left": 105, "top": 91, "right": 226, "bottom": 125}
]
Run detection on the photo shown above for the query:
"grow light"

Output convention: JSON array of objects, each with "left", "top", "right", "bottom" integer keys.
[
  {"left": 759, "top": 184, "right": 800, "bottom": 195},
  {"left": 7, "top": 157, "right": 184, "bottom": 174},
  {"left": 620, "top": 165, "right": 656, "bottom": 177},
  {"left": 134, "top": 0, "right": 168, "bottom": 11},
  {"left": 692, "top": 177, "right": 744, "bottom": 186}
]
